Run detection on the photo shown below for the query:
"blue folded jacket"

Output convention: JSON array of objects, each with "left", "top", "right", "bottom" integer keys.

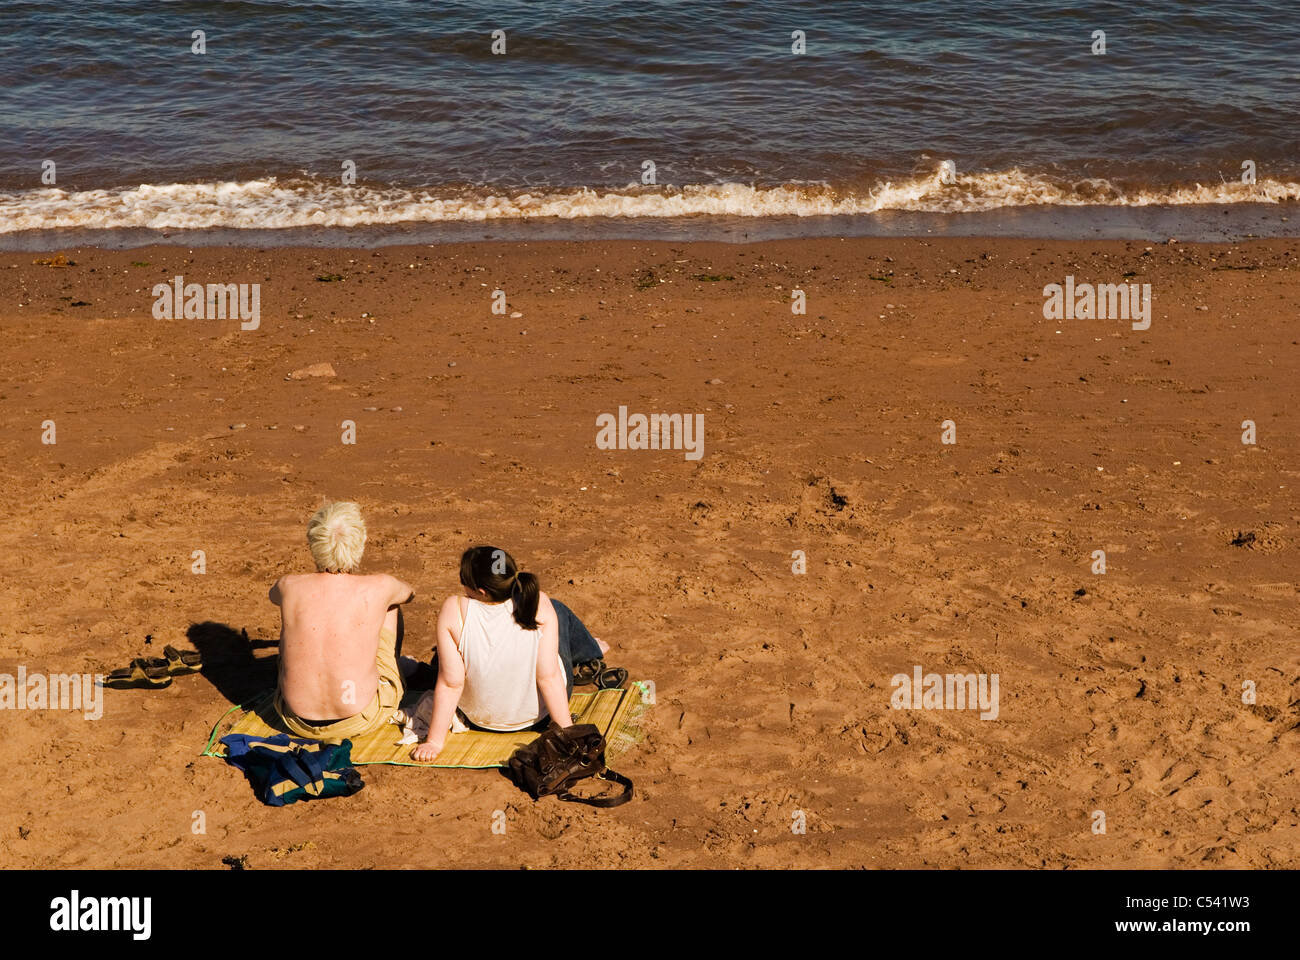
[{"left": 220, "top": 733, "right": 364, "bottom": 806}]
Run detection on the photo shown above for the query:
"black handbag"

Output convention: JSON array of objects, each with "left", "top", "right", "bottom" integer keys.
[{"left": 506, "top": 723, "right": 633, "bottom": 807}]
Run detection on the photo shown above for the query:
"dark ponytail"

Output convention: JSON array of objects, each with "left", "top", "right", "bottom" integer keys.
[
  {"left": 510, "top": 571, "right": 540, "bottom": 630},
  {"left": 459, "top": 545, "right": 540, "bottom": 630}
]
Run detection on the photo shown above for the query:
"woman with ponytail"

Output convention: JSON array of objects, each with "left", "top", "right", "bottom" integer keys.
[{"left": 410, "top": 546, "right": 610, "bottom": 762}]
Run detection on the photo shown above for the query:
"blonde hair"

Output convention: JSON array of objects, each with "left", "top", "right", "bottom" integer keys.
[{"left": 307, "top": 501, "right": 366, "bottom": 573}]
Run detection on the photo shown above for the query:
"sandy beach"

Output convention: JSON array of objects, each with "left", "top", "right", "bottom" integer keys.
[{"left": 1, "top": 235, "right": 1297, "bottom": 868}]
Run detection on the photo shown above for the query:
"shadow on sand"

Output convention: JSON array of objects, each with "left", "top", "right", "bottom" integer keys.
[{"left": 186, "top": 621, "right": 278, "bottom": 705}]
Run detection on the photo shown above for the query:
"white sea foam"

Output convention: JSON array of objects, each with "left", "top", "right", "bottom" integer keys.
[{"left": 1, "top": 170, "right": 1297, "bottom": 233}]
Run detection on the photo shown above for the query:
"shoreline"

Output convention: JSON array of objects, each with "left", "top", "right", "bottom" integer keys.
[{"left": 1, "top": 202, "right": 1298, "bottom": 251}]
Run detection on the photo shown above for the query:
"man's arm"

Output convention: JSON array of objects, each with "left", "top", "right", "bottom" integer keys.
[{"left": 388, "top": 574, "right": 415, "bottom": 607}]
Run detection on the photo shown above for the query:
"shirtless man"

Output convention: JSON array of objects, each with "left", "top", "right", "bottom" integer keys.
[{"left": 269, "top": 501, "right": 415, "bottom": 742}]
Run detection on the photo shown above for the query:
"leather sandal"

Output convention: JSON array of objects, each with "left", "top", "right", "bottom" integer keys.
[
  {"left": 595, "top": 665, "right": 628, "bottom": 690},
  {"left": 574, "top": 658, "right": 628, "bottom": 690},
  {"left": 573, "top": 659, "right": 605, "bottom": 686},
  {"left": 163, "top": 645, "right": 202, "bottom": 675},
  {"left": 105, "top": 659, "right": 174, "bottom": 689}
]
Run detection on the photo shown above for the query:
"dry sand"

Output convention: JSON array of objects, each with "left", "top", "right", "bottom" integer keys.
[{"left": 1, "top": 236, "right": 1297, "bottom": 868}]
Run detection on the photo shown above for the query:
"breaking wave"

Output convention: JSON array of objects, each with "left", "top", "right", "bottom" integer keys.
[{"left": 2, "top": 169, "right": 1298, "bottom": 233}]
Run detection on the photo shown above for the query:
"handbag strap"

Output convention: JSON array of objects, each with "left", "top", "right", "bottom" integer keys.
[{"left": 556, "top": 767, "right": 633, "bottom": 808}]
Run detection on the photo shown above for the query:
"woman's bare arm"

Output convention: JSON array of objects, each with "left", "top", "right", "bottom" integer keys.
[
  {"left": 535, "top": 593, "right": 572, "bottom": 727},
  {"left": 411, "top": 595, "right": 465, "bottom": 761}
]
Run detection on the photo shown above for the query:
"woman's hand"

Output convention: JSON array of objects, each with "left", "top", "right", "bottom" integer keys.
[{"left": 410, "top": 738, "right": 444, "bottom": 763}]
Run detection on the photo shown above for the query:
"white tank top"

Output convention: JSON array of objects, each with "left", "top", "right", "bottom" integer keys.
[{"left": 455, "top": 597, "right": 562, "bottom": 732}]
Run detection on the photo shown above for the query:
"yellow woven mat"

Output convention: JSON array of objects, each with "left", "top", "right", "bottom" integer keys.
[{"left": 202, "top": 683, "right": 647, "bottom": 768}]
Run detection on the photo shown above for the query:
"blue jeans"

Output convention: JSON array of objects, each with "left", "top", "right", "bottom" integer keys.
[{"left": 551, "top": 599, "right": 603, "bottom": 700}]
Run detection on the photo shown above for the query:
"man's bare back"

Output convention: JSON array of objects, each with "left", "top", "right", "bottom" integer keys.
[{"left": 271, "top": 572, "right": 414, "bottom": 721}]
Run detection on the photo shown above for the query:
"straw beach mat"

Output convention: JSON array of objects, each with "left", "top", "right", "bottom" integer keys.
[{"left": 202, "top": 683, "right": 649, "bottom": 769}]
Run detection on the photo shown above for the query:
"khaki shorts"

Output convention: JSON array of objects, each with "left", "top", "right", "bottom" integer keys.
[{"left": 274, "top": 627, "right": 403, "bottom": 743}]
